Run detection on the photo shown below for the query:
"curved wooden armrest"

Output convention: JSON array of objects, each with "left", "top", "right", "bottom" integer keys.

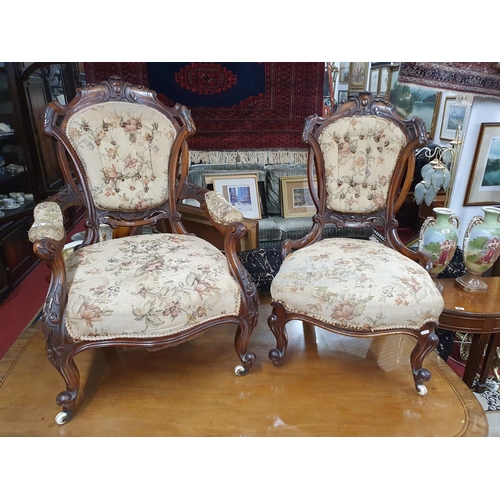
[{"left": 386, "top": 227, "right": 432, "bottom": 272}]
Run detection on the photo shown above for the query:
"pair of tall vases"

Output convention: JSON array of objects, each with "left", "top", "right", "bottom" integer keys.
[{"left": 419, "top": 206, "right": 500, "bottom": 293}]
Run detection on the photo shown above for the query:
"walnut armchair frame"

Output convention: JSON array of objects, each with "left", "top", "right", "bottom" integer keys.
[
  {"left": 29, "top": 77, "right": 259, "bottom": 424},
  {"left": 267, "top": 93, "right": 445, "bottom": 395}
]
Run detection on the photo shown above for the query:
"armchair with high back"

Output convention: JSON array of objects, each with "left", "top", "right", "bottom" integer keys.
[
  {"left": 28, "top": 77, "right": 259, "bottom": 425},
  {"left": 267, "top": 93, "right": 445, "bottom": 395}
]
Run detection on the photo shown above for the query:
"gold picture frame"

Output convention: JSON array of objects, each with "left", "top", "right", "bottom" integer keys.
[
  {"left": 464, "top": 122, "right": 500, "bottom": 206},
  {"left": 440, "top": 96, "right": 469, "bottom": 141},
  {"left": 211, "top": 173, "right": 262, "bottom": 219},
  {"left": 281, "top": 176, "right": 317, "bottom": 218},
  {"left": 348, "top": 62, "right": 369, "bottom": 91}
]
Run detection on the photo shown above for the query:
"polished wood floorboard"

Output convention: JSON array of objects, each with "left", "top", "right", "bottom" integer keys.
[{"left": 0, "top": 294, "right": 488, "bottom": 436}]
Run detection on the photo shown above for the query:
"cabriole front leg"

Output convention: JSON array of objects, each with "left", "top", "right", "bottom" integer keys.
[
  {"left": 268, "top": 301, "right": 289, "bottom": 366},
  {"left": 410, "top": 327, "right": 439, "bottom": 396},
  {"left": 46, "top": 337, "right": 80, "bottom": 424},
  {"left": 234, "top": 321, "right": 257, "bottom": 376}
]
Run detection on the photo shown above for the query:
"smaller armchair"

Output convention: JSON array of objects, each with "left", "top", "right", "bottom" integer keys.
[
  {"left": 268, "top": 94, "right": 445, "bottom": 395},
  {"left": 29, "top": 77, "right": 259, "bottom": 424}
]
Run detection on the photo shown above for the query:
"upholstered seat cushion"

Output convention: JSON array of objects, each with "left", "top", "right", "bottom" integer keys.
[
  {"left": 64, "top": 233, "right": 241, "bottom": 341},
  {"left": 270, "top": 238, "right": 444, "bottom": 331}
]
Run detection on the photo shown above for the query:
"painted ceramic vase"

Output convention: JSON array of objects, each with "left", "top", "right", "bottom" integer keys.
[
  {"left": 419, "top": 207, "right": 460, "bottom": 275},
  {"left": 456, "top": 206, "right": 500, "bottom": 292},
  {"left": 419, "top": 208, "right": 459, "bottom": 291}
]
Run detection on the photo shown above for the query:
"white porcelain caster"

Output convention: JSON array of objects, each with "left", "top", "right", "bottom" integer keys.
[
  {"left": 416, "top": 384, "right": 427, "bottom": 396},
  {"left": 234, "top": 365, "right": 247, "bottom": 376},
  {"left": 55, "top": 411, "right": 69, "bottom": 425}
]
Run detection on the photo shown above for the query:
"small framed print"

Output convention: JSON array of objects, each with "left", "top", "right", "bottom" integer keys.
[
  {"left": 281, "top": 176, "right": 317, "bottom": 218},
  {"left": 211, "top": 173, "right": 262, "bottom": 219},
  {"left": 369, "top": 68, "right": 379, "bottom": 93},
  {"left": 440, "top": 96, "right": 468, "bottom": 141},
  {"left": 339, "top": 62, "right": 350, "bottom": 83},
  {"left": 464, "top": 122, "right": 500, "bottom": 206},
  {"left": 379, "top": 67, "right": 389, "bottom": 95},
  {"left": 348, "top": 62, "right": 369, "bottom": 91}
]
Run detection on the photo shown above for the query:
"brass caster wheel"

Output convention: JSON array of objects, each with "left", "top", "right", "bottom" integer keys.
[
  {"left": 234, "top": 365, "right": 247, "bottom": 376},
  {"left": 55, "top": 411, "right": 69, "bottom": 425},
  {"left": 416, "top": 384, "right": 427, "bottom": 396}
]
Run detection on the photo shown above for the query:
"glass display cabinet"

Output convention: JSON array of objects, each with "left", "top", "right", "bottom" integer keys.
[{"left": 0, "top": 62, "right": 83, "bottom": 302}]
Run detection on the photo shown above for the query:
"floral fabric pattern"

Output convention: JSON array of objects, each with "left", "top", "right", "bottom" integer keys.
[
  {"left": 66, "top": 102, "right": 176, "bottom": 211},
  {"left": 64, "top": 233, "right": 241, "bottom": 341},
  {"left": 28, "top": 201, "right": 66, "bottom": 243},
  {"left": 205, "top": 191, "right": 244, "bottom": 225},
  {"left": 318, "top": 116, "right": 407, "bottom": 213},
  {"left": 271, "top": 238, "right": 444, "bottom": 331}
]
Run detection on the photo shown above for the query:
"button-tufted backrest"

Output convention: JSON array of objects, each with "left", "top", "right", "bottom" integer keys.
[
  {"left": 318, "top": 115, "right": 407, "bottom": 214},
  {"left": 65, "top": 101, "right": 177, "bottom": 212}
]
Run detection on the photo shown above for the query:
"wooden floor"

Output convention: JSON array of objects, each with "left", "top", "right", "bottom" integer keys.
[{"left": 0, "top": 294, "right": 488, "bottom": 437}]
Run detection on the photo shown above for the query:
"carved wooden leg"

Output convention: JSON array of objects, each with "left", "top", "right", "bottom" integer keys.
[
  {"left": 46, "top": 346, "right": 80, "bottom": 414},
  {"left": 234, "top": 321, "right": 257, "bottom": 373},
  {"left": 410, "top": 328, "right": 439, "bottom": 394},
  {"left": 268, "top": 301, "right": 289, "bottom": 366}
]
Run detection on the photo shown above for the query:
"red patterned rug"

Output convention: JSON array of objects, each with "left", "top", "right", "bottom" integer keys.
[
  {"left": 83, "top": 62, "right": 325, "bottom": 150},
  {"left": 398, "top": 62, "right": 500, "bottom": 97}
]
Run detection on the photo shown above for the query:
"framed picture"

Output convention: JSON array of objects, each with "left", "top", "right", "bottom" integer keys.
[
  {"left": 369, "top": 68, "right": 379, "bottom": 93},
  {"left": 440, "top": 96, "right": 469, "bottom": 141},
  {"left": 281, "top": 176, "right": 317, "bottom": 218},
  {"left": 389, "top": 73, "right": 442, "bottom": 139},
  {"left": 204, "top": 171, "right": 267, "bottom": 217},
  {"left": 339, "top": 62, "right": 350, "bottom": 83},
  {"left": 211, "top": 173, "right": 262, "bottom": 219},
  {"left": 348, "top": 62, "right": 369, "bottom": 91},
  {"left": 338, "top": 90, "right": 348, "bottom": 102},
  {"left": 464, "top": 122, "right": 500, "bottom": 206},
  {"left": 369, "top": 63, "right": 392, "bottom": 96},
  {"left": 379, "top": 67, "right": 389, "bottom": 95}
]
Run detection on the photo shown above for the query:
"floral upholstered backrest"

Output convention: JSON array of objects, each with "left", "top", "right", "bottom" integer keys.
[
  {"left": 66, "top": 101, "right": 177, "bottom": 212},
  {"left": 318, "top": 115, "right": 407, "bottom": 214}
]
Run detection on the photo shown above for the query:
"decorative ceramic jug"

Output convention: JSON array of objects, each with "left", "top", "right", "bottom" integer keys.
[
  {"left": 456, "top": 206, "right": 500, "bottom": 292},
  {"left": 419, "top": 207, "right": 459, "bottom": 292}
]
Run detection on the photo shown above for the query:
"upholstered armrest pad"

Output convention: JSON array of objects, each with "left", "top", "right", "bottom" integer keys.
[
  {"left": 205, "top": 191, "right": 243, "bottom": 225},
  {"left": 28, "top": 201, "right": 66, "bottom": 243}
]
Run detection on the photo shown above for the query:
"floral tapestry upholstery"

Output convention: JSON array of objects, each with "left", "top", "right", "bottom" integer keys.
[
  {"left": 271, "top": 238, "right": 444, "bottom": 331},
  {"left": 63, "top": 233, "right": 241, "bottom": 341},
  {"left": 205, "top": 191, "right": 244, "bottom": 225},
  {"left": 318, "top": 116, "right": 407, "bottom": 213},
  {"left": 66, "top": 102, "right": 176, "bottom": 211},
  {"left": 28, "top": 201, "right": 66, "bottom": 243}
]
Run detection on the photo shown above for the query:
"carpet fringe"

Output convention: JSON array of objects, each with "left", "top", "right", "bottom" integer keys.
[{"left": 189, "top": 149, "right": 308, "bottom": 165}]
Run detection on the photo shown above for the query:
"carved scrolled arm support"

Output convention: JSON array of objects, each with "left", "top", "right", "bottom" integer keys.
[
  {"left": 224, "top": 222, "right": 259, "bottom": 314},
  {"left": 386, "top": 222, "right": 433, "bottom": 271}
]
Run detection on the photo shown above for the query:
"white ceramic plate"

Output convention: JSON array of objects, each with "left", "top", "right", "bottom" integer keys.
[{"left": 1, "top": 202, "right": 21, "bottom": 210}]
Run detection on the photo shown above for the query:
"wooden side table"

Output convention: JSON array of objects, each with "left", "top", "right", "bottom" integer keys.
[{"left": 438, "top": 277, "right": 500, "bottom": 392}]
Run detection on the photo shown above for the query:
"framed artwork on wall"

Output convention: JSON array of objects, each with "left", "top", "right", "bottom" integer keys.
[
  {"left": 211, "top": 173, "right": 262, "bottom": 219},
  {"left": 464, "top": 122, "right": 500, "bottom": 206},
  {"left": 379, "top": 67, "right": 389, "bottom": 95},
  {"left": 281, "top": 176, "right": 317, "bottom": 218},
  {"left": 369, "top": 63, "right": 392, "bottom": 96},
  {"left": 389, "top": 71, "right": 442, "bottom": 139},
  {"left": 369, "top": 68, "right": 379, "bottom": 93},
  {"left": 440, "top": 96, "right": 469, "bottom": 141},
  {"left": 339, "top": 62, "right": 350, "bottom": 83},
  {"left": 348, "top": 62, "right": 369, "bottom": 91}
]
